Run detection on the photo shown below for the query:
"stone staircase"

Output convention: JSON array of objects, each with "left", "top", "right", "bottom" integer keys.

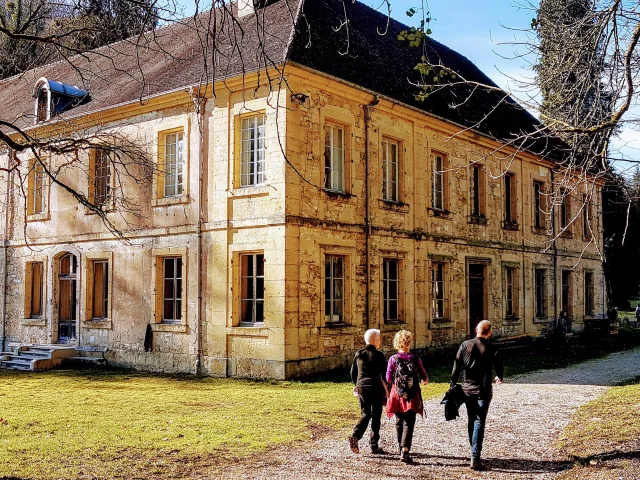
[{"left": 0, "top": 345, "right": 76, "bottom": 371}]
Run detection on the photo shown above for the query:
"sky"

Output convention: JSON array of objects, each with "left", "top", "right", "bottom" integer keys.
[{"left": 181, "top": 0, "right": 640, "bottom": 165}]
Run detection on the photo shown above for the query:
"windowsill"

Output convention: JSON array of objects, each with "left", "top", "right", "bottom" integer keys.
[
  {"left": 431, "top": 319, "right": 452, "bottom": 329},
  {"left": 26, "top": 212, "right": 49, "bottom": 222},
  {"left": 532, "top": 226, "right": 549, "bottom": 235},
  {"left": 229, "top": 185, "right": 271, "bottom": 198},
  {"left": 428, "top": 208, "right": 451, "bottom": 218},
  {"left": 582, "top": 235, "right": 592, "bottom": 242},
  {"left": 83, "top": 319, "right": 112, "bottom": 329},
  {"left": 504, "top": 316, "right": 521, "bottom": 324},
  {"left": 381, "top": 320, "right": 406, "bottom": 332},
  {"left": 469, "top": 215, "right": 488, "bottom": 225},
  {"left": 533, "top": 316, "right": 550, "bottom": 324},
  {"left": 230, "top": 324, "right": 269, "bottom": 337},
  {"left": 324, "top": 189, "right": 355, "bottom": 199},
  {"left": 379, "top": 199, "right": 410, "bottom": 213},
  {"left": 152, "top": 195, "right": 189, "bottom": 207},
  {"left": 151, "top": 323, "right": 188, "bottom": 333},
  {"left": 559, "top": 231, "right": 573, "bottom": 239},
  {"left": 502, "top": 221, "right": 519, "bottom": 231},
  {"left": 22, "top": 318, "right": 46, "bottom": 327},
  {"left": 323, "top": 322, "right": 348, "bottom": 329},
  {"left": 85, "top": 206, "right": 115, "bottom": 216}
]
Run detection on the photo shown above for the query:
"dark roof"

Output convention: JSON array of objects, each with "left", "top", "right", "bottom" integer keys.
[{"left": 0, "top": 0, "right": 557, "bottom": 157}]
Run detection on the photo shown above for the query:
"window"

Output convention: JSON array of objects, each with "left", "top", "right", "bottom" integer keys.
[
  {"left": 504, "top": 172, "right": 517, "bottom": 224},
  {"left": 533, "top": 181, "right": 545, "bottom": 229},
  {"left": 560, "top": 189, "right": 570, "bottom": 230},
  {"left": 470, "top": 164, "right": 485, "bottom": 218},
  {"left": 163, "top": 131, "right": 184, "bottom": 197},
  {"left": 25, "top": 262, "right": 44, "bottom": 319},
  {"left": 92, "top": 149, "right": 112, "bottom": 207},
  {"left": 324, "top": 124, "right": 345, "bottom": 192},
  {"left": 90, "top": 260, "right": 109, "bottom": 320},
  {"left": 432, "top": 153, "right": 446, "bottom": 210},
  {"left": 324, "top": 255, "right": 345, "bottom": 324},
  {"left": 431, "top": 262, "right": 445, "bottom": 320},
  {"left": 162, "top": 257, "right": 183, "bottom": 323},
  {"left": 505, "top": 267, "right": 518, "bottom": 318},
  {"left": 584, "top": 272, "right": 594, "bottom": 315},
  {"left": 535, "top": 269, "right": 546, "bottom": 318},
  {"left": 582, "top": 194, "right": 590, "bottom": 237},
  {"left": 383, "top": 258, "right": 400, "bottom": 323},
  {"left": 27, "top": 160, "right": 45, "bottom": 215},
  {"left": 240, "top": 253, "right": 264, "bottom": 325},
  {"left": 240, "top": 114, "right": 266, "bottom": 187},
  {"left": 562, "top": 270, "right": 572, "bottom": 316},
  {"left": 35, "top": 86, "right": 50, "bottom": 123},
  {"left": 382, "top": 139, "right": 399, "bottom": 202}
]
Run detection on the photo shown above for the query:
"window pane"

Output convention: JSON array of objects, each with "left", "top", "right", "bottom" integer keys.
[
  {"left": 163, "top": 300, "right": 174, "bottom": 321},
  {"left": 241, "top": 299, "right": 253, "bottom": 323},
  {"left": 255, "top": 300, "right": 264, "bottom": 323},
  {"left": 256, "top": 254, "right": 264, "bottom": 276}
]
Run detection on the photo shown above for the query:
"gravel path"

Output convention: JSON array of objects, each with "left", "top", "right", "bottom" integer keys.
[{"left": 221, "top": 347, "right": 640, "bottom": 480}]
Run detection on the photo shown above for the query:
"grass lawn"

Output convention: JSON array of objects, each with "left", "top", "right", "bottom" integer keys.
[
  {"left": 0, "top": 368, "right": 447, "bottom": 479},
  {"left": 556, "top": 378, "right": 640, "bottom": 479}
]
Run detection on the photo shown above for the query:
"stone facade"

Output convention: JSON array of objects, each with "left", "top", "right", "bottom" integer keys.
[{"left": 0, "top": 66, "right": 606, "bottom": 379}]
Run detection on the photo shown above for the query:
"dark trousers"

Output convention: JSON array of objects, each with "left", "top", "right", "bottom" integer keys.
[
  {"left": 465, "top": 395, "right": 491, "bottom": 461},
  {"left": 395, "top": 410, "right": 417, "bottom": 451},
  {"left": 352, "top": 390, "right": 384, "bottom": 446}
]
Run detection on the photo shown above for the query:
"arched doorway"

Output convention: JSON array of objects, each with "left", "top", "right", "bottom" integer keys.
[{"left": 57, "top": 253, "right": 77, "bottom": 343}]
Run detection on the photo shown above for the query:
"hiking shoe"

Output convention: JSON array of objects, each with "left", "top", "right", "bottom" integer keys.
[
  {"left": 370, "top": 444, "right": 384, "bottom": 454},
  {"left": 470, "top": 460, "right": 486, "bottom": 471},
  {"left": 348, "top": 435, "right": 360, "bottom": 454},
  {"left": 400, "top": 450, "right": 412, "bottom": 463}
]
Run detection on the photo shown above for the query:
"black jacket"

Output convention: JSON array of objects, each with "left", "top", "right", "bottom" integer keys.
[
  {"left": 451, "top": 337, "right": 504, "bottom": 396},
  {"left": 441, "top": 384, "right": 466, "bottom": 421},
  {"left": 350, "top": 345, "right": 387, "bottom": 394}
]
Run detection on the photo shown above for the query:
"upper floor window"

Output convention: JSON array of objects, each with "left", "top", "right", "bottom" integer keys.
[
  {"left": 533, "top": 181, "right": 545, "bottom": 229},
  {"left": 241, "top": 114, "right": 266, "bottom": 187},
  {"left": 27, "top": 159, "right": 45, "bottom": 216},
  {"left": 240, "top": 253, "right": 264, "bottom": 325},
  {"left": 582, "top": 194, "right": 591, "bottom": 237},
  {"left": 383, "top": 258, "right": 400, "bottom": 323},
  {"left": 91, "top": 149, "right": 112, "bottom": 207},
  {"left": 324, "top": 124, "right": 345, "bottom": 192},
  {"left": 324, "top": 255, "right": 345, "bottom": 324},
  {"left": 470, "top": 164, "right": 486, "bottom": 218},
  {"left": 504, "top": 172, "right": 517, "bottom": 225},
  {"left": 162, "top": 131, "right": 184, "bottom": 198},
  {"left": 432, "top": 153, "right": 446, "bottom": 210},
  {"left": 382, "top": 139, "right": 399, "bottom": 202},
  {"left": 560, "top": 188, "right": 570, "bottom": 230}
]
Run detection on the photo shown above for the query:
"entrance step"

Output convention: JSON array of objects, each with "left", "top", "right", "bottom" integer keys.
[{"left": 0, "top": 345, "right": 76, "bottom": 371}]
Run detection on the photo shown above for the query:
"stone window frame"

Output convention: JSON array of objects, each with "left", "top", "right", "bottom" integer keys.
[
  {"left": 26, "top": 157, "right": 50, "bottom": 222},
  {"left": 320, "top": 106, "right": 354, "bottom": 197},
  {"left": 317, "top": 244, "right": 356, "bottom": 328},
  {"left": 469, "top": 162, "right": 487, "bottom": 222},
  {"left": 232, "top": 250, "right": 266, "bottom": 327},
  {"left": 238, "top": 112, "right": 267, "bottom": 188},
  {"left": 502, "top": 262, "right": 521, "bottom": 320},
  {"left": 430, "top": 150, "right": 449, "bottom": 213},
  {"left": 82, "top": 251, "right": 113, "bottom": 329},
  {"left": 152, "top": 119, "right": 190, "bottom": 207},
  {"left": 381, "top": 252, "right": 405, "bottom": 324},
  {"left": 430, "top": 259, "right": 449, "bottom": 322},
  {"left": 503, "top": 171, "right": 518, "bottom": 229},
  {"left": 584, "top": 269, "right": 595, "bottom": 316},
  {"left": 151, "top": 247, "right": 188, "bottom": 333},
  {"left": 533, "top": 265, "right": 551, "bottom": 321},
  {"left": 23, "top": 256, "right": 48, "bottom": 326},
  {"left": 87, "top": 148, "right": 116, "bottom": 212},
  {"left": 531, "top": 178, "right": 551, "bottom": 234}
]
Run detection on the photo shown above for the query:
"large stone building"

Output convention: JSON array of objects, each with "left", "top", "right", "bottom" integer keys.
[{"left": 0, "top": 0, "right": 606, "bottom": 378}]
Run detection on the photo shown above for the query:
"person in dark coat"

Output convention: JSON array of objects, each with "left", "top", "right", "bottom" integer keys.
[
  {"left": 451, "top": 320, "right": 504, "bottom": 471},
  {"left": 349, "top": 329, "right": 388, "bottom": 454}
]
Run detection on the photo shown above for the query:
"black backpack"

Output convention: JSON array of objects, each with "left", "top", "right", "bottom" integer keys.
[{"left": 394, "top": 355, "right": 419, "bottom": 400}]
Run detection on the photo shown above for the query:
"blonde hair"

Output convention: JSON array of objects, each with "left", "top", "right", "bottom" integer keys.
[
  {"left": 476, "top": 320, "right": 492, "bottom": 336},
  {"left": 393, "top": 329, "right": 412, "bottom": 351}
]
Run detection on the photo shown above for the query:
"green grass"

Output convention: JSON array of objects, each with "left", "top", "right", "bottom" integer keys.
[{"left": 0, "top": 368, "right": 446, "bottom": 479}]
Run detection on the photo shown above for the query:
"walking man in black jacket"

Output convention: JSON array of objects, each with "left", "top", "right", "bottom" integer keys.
[
  {"left": 451, "top": 320, "right": 504, "bottom": 471},
  {"left": 349, "top": 329, "right": 387, "bottom": 454}
]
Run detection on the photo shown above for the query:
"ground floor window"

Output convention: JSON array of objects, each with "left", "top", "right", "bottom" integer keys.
[
  {"left": 584, "top": 272, "right": 594, "bottom": 315},
  {"left": 324, "top": 255, "right": 345, "bottom": 324},
  {"left": 431, "top": 262, "right": 445, "bottom": 320},
  {"left": 25, "top": 261, "right": 44, "bottom": 318},
  {"left": 240, "top": 253, "right": 264, "bottom": 325},
  {"left": 383, "top": 258, "right": 400, "bottom": 323},
  {"left": 91, "top": 260, "right": 109, "bottom": 320},
  {"left": 162, "top": 257, "right": 183, "bottom": 323},
  {"left": 535, "top": 268, "right": 546, "bottom": 318},
  {"left": 505, "top": 267, "right": 519, "bottom": 318}
]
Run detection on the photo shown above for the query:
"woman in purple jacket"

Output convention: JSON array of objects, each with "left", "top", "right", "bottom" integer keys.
[{"left": 386, "top": 329, "right": 428, "bottom": 463}]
